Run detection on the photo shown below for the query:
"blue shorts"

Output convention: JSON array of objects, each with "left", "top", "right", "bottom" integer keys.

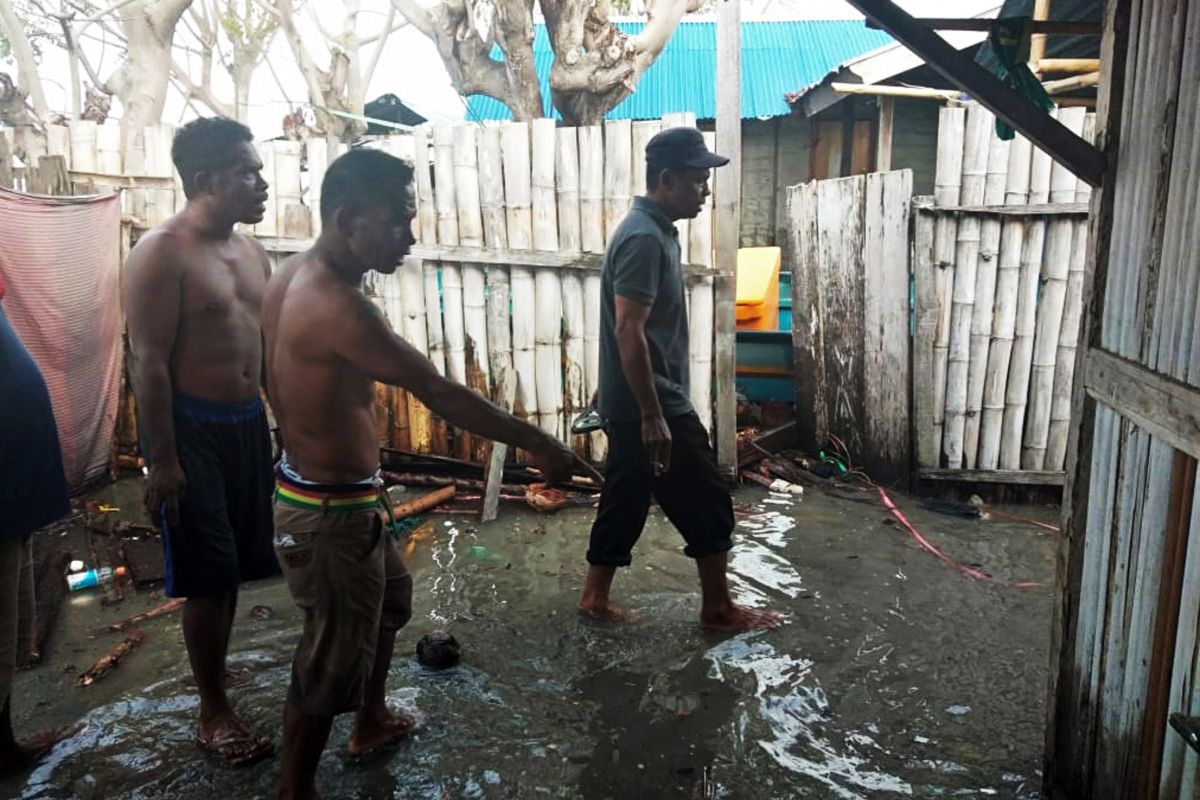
[{"left": 159, "top": 394, "right": 278, "bottom": 598}]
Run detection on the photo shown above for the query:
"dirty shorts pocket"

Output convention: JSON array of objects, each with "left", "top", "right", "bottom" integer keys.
[{"left": 273, "top": 503, "right": 324, "bottom": 608}]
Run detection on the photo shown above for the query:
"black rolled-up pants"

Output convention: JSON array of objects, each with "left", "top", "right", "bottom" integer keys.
[{"left": 586, "top": 411, "right": 734, "bottom": 567}]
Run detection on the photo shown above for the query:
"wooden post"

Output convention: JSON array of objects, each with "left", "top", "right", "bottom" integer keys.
[
  {"left": 31, "top": 155, "right": 70, "bottom": 196},
  {"left": 557, "top": 127, "right": 588, "bottom": 453},
  {"left": 1047, "top": 114, "right": 1096, "bottom": 471},
  {"left": 531, "top": 118, "right": 563, "bottom": 440},
  {"left": 410, "top": 126, "right": 440, "bottom": 453},
  {"left": 688, "top": 131, "right": 717, "bottom": 434},
  {"left": 0, "top": 130, "right": 11, "bottom": 188},
  {"left": 943, "top": 104, "right": 993, "bottom": 468},
  {"left": 502, "top": 122, "right": 538, "bottom": 428},
  {"left": 1000, "top": 117, "right": 1055, "bottom": 469},
  {"left": 962, "top": 125, "right": 1011, "bottom": 467},
  {"left": 876, "top": 97, "right": 895, "bottom": 172},
  {"left": 479, "top": 124, "right": 513, "bottom": 418},
  {"left": 930, "top": 106, "right": 966, "bottom": 466},
  {"left": 714, "top": 0, "right": 741, "bottom": 477},
  {"left": 978, "top": 133, "right": 1034, "bottom": 469},
  {"left": 911, "top": 198, "right": 938, "bottom": 469},
  {"left": 579, "top": 125, "right": 606, "bottom": 460}
]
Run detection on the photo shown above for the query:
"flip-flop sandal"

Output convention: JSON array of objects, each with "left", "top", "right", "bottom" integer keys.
[{"left": 195, "top": 729, "right": 274, "bottom": 766}]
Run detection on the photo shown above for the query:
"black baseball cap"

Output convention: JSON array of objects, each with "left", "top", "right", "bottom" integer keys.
[{"left": 645, "top": 127, "right": 730, "bottom": 171}]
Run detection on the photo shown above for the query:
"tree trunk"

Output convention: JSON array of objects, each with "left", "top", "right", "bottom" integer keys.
[
  {"left": 104, "top": 0, "right": 191, "bottom": 149},
  {"left": 232, "top": 57, "right": 254, "bottom": 124},
  {"left": 0, "top": 0, "right": 50, "bottom": 119}
]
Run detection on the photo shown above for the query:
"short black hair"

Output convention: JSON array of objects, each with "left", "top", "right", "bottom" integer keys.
[
  {"left": 320, "top": 148, "right": 415, "bottom": 226},
  {"left": 172, "top": 117, "right": 254, "bottom": 198}
]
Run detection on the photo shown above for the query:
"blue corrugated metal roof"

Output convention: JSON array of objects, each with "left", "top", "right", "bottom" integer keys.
[{"left": 465, "top": 20, "right": 893, "bottom": 122}]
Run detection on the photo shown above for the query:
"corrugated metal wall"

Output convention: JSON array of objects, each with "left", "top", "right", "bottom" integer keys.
[{"left": 1052, "top": 0, "right": 1200, "bottom": 797}]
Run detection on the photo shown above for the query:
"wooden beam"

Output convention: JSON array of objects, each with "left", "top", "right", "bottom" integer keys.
[
  {"left": 865, "top": 18, "right": 1102, "bottom": 35},
  {"left": 1038, "top": 58, "right": 1102, "bottom": 74},
  {"left": 918, "top": 468, "right": 1066, "bottom": 485},
  {"left": 842, "top": 0, "right": 1105, "bottom": 187},
  {"left": 1083, "top": 348, "right": 1200, "bottom": 460},
  {"left": 255, "top": 239, "right": 722, "bottom": 276},
  {"left": 714, "top": 0, "right": 741, "bottom": 480},
  {"left": 832, "top": 82, "right": 961, "bottom": 101},
  {"left": 917, "top": 201, "right": 1090, "bottom": 216}
]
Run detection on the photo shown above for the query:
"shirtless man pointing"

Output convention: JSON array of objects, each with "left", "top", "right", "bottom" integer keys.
[
  {"left": 123, "top": 117, "right": 276, "bottom": 765},
  {"left": 262, "top": 148, "right": 593, "bottom": 800}
]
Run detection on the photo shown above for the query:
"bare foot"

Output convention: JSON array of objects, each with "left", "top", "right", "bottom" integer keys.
[
  {"left": 0, "top": 726, "right": 76, "bottom": 778},
  {"left": 196, "top": 712, "right": 273, "bottom": 766},
  {"left": 700, "top": 604, "right": 782, "bottom": 632},
  {"left": 577, "top": 600, "right": 642, "bottom": 623},
  {"left": 347, "top": 708, "right": 419, "bottom": 757}
]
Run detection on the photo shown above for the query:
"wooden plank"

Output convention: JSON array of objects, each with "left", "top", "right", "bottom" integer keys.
[
  {"left": 919, "top": 467, "right": 1066, "bottom": 486},
  {"left": 1045, "top": 0, "right": 1131, "bottom": 787},
  {"left": 1084, "top": 348, "right": 1200, "bottom": 460},
  {"left": 481, "top": 369, "right": 518, "bottom": 522},
  {"left": 789, "top": 181, "right": 824, "bottom": 450},
  {"left": 912, "top": 197, "right": 939, "bottom": 470},
  {"left": 843, "top": 0, "right": 1105, "bottom": 186},
  {"left": 862, "top": 169, "right": 913, "bottom": 485},
  {"left": 531, "top": 118, "right": 563, "bottom": 440},
  {"left": 817, "top": 176, "right": 868, "bottom": 460},
  {"left": 715, "top": 0, "right": 741, "bottom": 479},
  {"left": 876, "top": 97, "right": 894, "bottom": 172}
]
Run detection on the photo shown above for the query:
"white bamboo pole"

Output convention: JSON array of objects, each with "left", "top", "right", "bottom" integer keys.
[
  {"left": 415, "top": 126, "right": 446, "bottom": 385},
  {"left": 977, "top": 133, "right": 1033, "bottom": 469},
  {"left": 557, "top": 126, "right": 588, "bottom": 451},
  {"left": 580, "top": 125, "right": 606, "bottom": 458},
  {"left": 68, "top": 120, "right": 97, "bottom": 173},
  {"left": 399, "top": 254, "right": 434, "bottom": 452},
  {"left": 479, "top": 125, "right": 513, "bottom": 408},
  {"left": 941, "top": 104, "right": 991, "bottom": 469},
  {"left": 453, "top": 125, "right": 491, "bottom": 401},
  {"left": 306, "top": 137, "right": 329, "bottom": 236},
  {"left": 604, "top": 119, "right": 633, "bottom": 243},
  {"left": 531, "top": 118, "right": 564, "bottom": 439},
  {"left": 930, "top": 107, "right": 966, "bottom": 466},
  {"left": 1046, "top": 113, "right": 1096, "bottom": 471},
  {"left": 413, "top": 125, "right": 438, "bottom": 249},
  {"left": 502, "top": 121, "right": 538, "bottom": 425},
  {"left": 688, "top": 130, "right": 717, "bottom": 433},
  {"left": 999, "top": 114, "right": 1056, "bottom": 469},
  {"left": 1023, "top": 106, "right": 1087, "bottom": 470},
  {"left": 962, "top": 124, "right": 1011, "bottom": 467},
  {"left": 432, "top": 126, "right": 466, "bottom": 390},
  {"left": 273, "top": 140, "right": 303, "bottom": 236},
  {"left": 97, "top": 121, "right": 122, "bottom": 175}
]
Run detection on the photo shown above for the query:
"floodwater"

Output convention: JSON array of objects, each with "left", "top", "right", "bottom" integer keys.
[{"left": 3, "top": 479, "right": 1057, "bottom": 799}]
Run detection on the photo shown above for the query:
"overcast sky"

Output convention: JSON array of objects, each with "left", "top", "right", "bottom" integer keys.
[{"left": 16, "top": 0, "right": 1001, "bottom": 139}]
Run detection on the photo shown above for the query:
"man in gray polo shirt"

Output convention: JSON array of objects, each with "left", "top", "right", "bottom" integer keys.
[{"left": 579, "top": 127, "right": 780, "bottom": 632}]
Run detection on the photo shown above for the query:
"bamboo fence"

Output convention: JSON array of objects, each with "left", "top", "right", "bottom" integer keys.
[
  {"left": 0, "top": 117, "right": 721, "bottom": 464},
  {"left": 914, "top": 105, "right": 1094, "bottom": 478}
]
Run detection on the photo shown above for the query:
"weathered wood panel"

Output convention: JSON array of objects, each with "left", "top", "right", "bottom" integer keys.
[{"left": 789, "top": 170, "right": 912, "bottom": 484}]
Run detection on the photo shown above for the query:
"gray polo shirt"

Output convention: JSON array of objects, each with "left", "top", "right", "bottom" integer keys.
[{"left": 597, "top": 196, "right": 693, "bottom": 423}]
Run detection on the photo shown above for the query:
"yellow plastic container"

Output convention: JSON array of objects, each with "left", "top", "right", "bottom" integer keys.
[{"left": 735, "top": 247, "right": 781, "bottom": 331}]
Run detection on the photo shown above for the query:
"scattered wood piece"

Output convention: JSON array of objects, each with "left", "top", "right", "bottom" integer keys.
[
  {"left": 105, "top": 597, "right": 185, "bottom": 633},
  {"left": 21, "top": 551, "right": 71, "bottom": 668},
  {"left": 383, "top": 471, "right": 522, "bottom": 494},
  {"left": 524, "top": 483, "right": 569, "bottom": 513},
  {"left": 77, "top": 630, "right": 146, "bottom": 686},
  {"left": 390, "top": 486, "right": 457, "bottom": 520}
]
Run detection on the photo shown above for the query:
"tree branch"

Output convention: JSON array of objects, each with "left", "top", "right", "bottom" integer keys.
[
  {"left": 362, "top": 3, "right": 396, "bottom": 87},
  {"left": 0, "top": 0, "right": 51, "bottom": 118},
  {"left": 170, "top": 55, "right": 233, "bottom": 116},
  {"left": 389, "top": 0, "right": 434, "bottom": 39},
  {"left": 357, "top": 15, "right": 407, "bottom": 47}
]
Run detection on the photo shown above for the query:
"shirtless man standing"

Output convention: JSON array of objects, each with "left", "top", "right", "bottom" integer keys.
[
  {"left": 263, "top": 148, "right": 591, "bottom": 800},
  {"left": 123, "top": 117, "right": 276, "bottom": 765}
]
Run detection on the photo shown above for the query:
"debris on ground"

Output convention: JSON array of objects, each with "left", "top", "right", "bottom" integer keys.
[
  {"left": 921, "top": 497, "right": 983, "bottom": 519},
  {"left": 416, "top": 630, "right": 461, "bottom": 670},
  {"left": 105, "top": 598, "right": 186, "bottom": 634},
  {"left": 249, "top": 605, "right": 274, "bottom": 621},
  {"left": 388, "top": 485, "right": 457, "bottom": 519},
  {"left": 524, "top": 483, "right": 569, "bottom": 513},
  {"left": 21, "top": 548, "right": 72, "bottom": 668},
  {"left": 77, "top": 630, "right": 146, "bottom": 686}
]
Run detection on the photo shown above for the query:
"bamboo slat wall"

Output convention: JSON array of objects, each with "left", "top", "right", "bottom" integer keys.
[
  {"left": 912, "top": 104, "right": 1095, "bottom": 477},
  {"left": 0, "top": 117, "right": 720, "bottom": 464}
]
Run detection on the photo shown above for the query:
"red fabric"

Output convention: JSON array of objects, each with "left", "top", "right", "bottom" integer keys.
[{"left": 0, "top": 187, "right": 123, "bottom": 489}]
